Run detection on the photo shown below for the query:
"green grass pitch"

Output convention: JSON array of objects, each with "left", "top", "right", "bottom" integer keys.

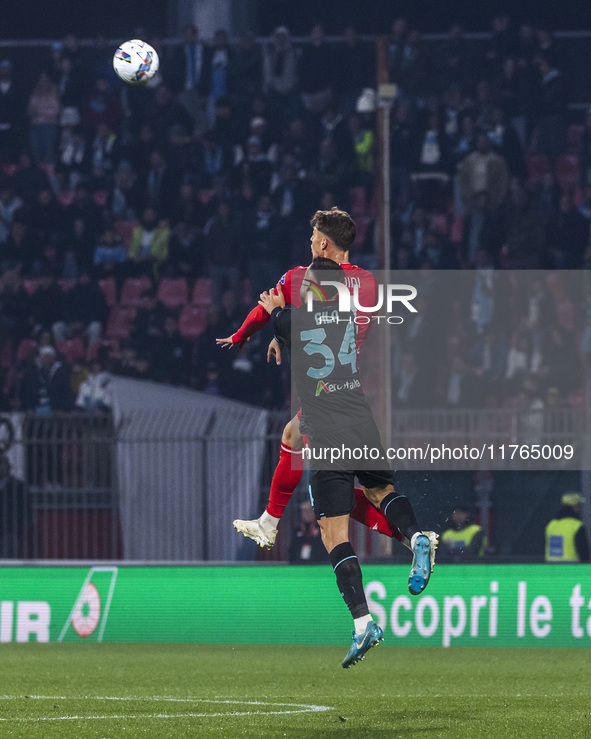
[{"left": 0, "top": 644, "right": 588, "bottom": 738}]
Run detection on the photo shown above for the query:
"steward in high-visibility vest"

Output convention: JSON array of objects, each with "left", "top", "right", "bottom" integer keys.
[
  {"left": 545, "top": 492, "right": 589, "bottom": 562},
  {"left": 440, "top": 504, "right": 486, "bottom": 562}
]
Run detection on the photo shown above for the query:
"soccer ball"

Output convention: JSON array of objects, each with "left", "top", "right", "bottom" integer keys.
[{"left": 113, "top": 39, "right": 159, "bottom": 85}]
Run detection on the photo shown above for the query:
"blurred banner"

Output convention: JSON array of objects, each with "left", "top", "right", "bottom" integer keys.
[{"left": 0, "top": 564, "right": 589, "bottom": 647}]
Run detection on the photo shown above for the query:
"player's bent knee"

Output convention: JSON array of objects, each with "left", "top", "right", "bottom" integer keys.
[
  {"left": 282, "top": 415, "right": 303, "bottom": 450},
  {"left": 363, "top": 484, "right": 394, "bottom": 507}
]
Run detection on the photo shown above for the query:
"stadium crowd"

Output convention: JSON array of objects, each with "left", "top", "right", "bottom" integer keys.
[{"left": 0, "top": 15, "right": 590, "bottom": 414}]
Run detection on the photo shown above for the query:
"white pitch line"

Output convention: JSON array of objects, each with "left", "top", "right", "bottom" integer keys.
[{"left": 0, "top": 696, "right": 334, "bottom": 722}]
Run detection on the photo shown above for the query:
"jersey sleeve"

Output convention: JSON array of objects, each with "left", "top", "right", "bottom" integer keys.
[
  {"left": 271, "top": 306, "right": 292, "bottom": 347},
  {"left": 231, "top": 268, "right": 299, "bottom": 345},
  {"left": 355, "top": 270, "right": 378, "bottom": 348}
]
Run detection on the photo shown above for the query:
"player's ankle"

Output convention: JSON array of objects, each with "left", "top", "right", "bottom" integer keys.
[{"left": 261, "top": 510, "right": 280, "bottom": 529}]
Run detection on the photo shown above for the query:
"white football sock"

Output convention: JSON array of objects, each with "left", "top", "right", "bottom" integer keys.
[
  {"left": 354, "top": 614, "right": 373, "bottom": 635},
  {"left": 260, "top": 511, "right": 279, "bottom": 530}
]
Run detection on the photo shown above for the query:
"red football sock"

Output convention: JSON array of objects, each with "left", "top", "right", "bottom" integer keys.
[
  {"left": 351, "top": 487, "right": 403, "bottom": 542},
  {"left": 265, "top": 443, "right": 304, "bottom": 519}
]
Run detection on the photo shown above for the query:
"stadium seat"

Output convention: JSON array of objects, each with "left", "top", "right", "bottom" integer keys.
[
  {"left": 58, "top": 279, "right": 76, "bottom": 293},
  {"left": 98, "top": 277, "right": 118, "bottom": 307},
  {"left": 120, "top": 276, "right": 152, "bottom": 308},
  {"left": 113, "top": 220, "right": 138, "bottom": 246},
  {"left": 93, "top": 190, "right": 108, "bottom": 206},
  {"left": 191, "top": 278, "right": 213, "bottom": 306},
  {"left": 554, "top": 154, "right": 579, "bottom": 193},
  {"left": 22, "top": 279, "right": 41, "bottom": 296},
  {"left": 525, "top": 153, "right": 550, "bottom": 189},
  {"left": 57, "top": 190, "right": 74, "bottom": 206},
  {"left": 56, "top": 338, "right": 86, "bottom": 363},
  {"left": 16, "top": 339, "right": 37, "bottom": 360},
  {"left": 179, "top": 306, "right": 208, "bottom": 338},
  {"left": 349, "top": 186, "right": 368, "bottom": 216},
  {"left": 566, "top": 124, "right": 584, "bottom": 153},
  {"left": 157, "top": 278, "right": 189, "bottom": 310},
  {"left": 87, "top": 338, "right": 120, "bottom": 361},
  {"left": 105, "top": 307, "right": 137, "bottom": 339}
]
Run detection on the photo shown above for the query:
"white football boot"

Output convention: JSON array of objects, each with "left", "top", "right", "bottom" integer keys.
[{"left": 233, "top": 514, "right": 278, "bottom": 549}]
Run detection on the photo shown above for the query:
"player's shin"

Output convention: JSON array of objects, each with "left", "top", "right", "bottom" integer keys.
[
  {"left": 329, "top": 542, "right": 371, "bottom": 633},
  {"left": 379, "top": 492, "right": 421, "bottom": 542},
  {"left": 265, "top": 443, "right": 303, "bottom": 521}
]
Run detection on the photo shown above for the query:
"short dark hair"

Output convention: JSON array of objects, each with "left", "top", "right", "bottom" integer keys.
[
  {"left": 310, "top": 207, "right": 356, "bottom": 250},
  {"left": 309, "top": 257, "right": 344, "bottom": 300}
]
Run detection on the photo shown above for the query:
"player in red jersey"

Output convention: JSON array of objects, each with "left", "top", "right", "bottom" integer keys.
[{"left": 216, "top": 208, "right": 437, "bottom": 566}]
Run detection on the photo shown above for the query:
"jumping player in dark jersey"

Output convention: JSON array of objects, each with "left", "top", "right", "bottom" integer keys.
[
  {"left": 259, "top": 257, "right": 433, "bottom": 668},
  {"left": 218, "top": 208, "right": 437, "bottom": 570}
]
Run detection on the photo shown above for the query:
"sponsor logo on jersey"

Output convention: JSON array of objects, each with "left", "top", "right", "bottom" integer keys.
[{"left": 315, "top": 378, "right": 361, "bottom": 395}]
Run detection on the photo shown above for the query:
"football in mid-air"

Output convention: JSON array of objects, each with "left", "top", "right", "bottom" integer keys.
[{"left": 113, "top": 39, "right": 159, "bottom": 85}]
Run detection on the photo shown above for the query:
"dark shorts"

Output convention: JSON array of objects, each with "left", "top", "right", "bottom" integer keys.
[
  {"left": 307, "top": 419, "right": 395, "bottom": 518},
  {"left": 309, "top": 467, "right": 396, "bottom": 519}
]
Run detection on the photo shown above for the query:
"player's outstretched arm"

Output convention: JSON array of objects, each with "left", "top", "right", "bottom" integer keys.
[{"left": 258, "top": 282, "right": 286, "bottom": 314}]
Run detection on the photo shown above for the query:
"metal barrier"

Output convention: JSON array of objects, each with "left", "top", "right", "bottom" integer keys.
[{"left": 0, "top": 406, "right": 586, "bottom": 562}]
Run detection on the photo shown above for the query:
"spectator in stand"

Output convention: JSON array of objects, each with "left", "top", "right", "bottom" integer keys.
[
  {"left": 409, "top": 109, "right": 452, "bottom": 212},
  {"left": 539, "top": 327, "right": 579, "bottom": 395},
  {"left": 203, "top": 29, "right": 233, "bottom": 126},
  {"left": 90, "top": 122, "right": 118, "bottom": 174},
  {"left": 151, "top": 314, "right": 192, "bottom": 386},
  {"left": 545, "top": 191, "right": 588, "bottom": 269},
  {"left": 458, "top": 132, "right": 509, "bottom": 212},
  {"left": 280, "top": 117, "right": 315, "bottom": 173},
  {"left": 165, "top": 219, "right": 204, "bottom": 280},
  {"left": 54, "top": 55, "right": 85, "bottom": 114},
  {"left": 439, "top": 24, "right": 473, "bottom": 92},
  {"left": 578, "top": 108, "right": 591, "bottom": 188},
  {"left": 298, "top": 24, "right": 334, "bottom": 114},
  {"left": 53, "top": 269, "right": 107, "bottom": 347},
  {"left": 319, "top": 104, "right": 355, "bottom": 166},
  {"left": 488, "top": 105, "right": 526, "bottom": 180},
  {"left": 235, "top": 136, "right": 273, "bottom": 197},
  {"left": 473, "top": 79, "right": 496, "bottom": 133},
  {"left": 333, "top": 26, "right": 375, "bottom": 116},
  {"left": 19, "top": 345, "right": 73, "bottom": 413},
  {"left": 93, "top": 226, "right": 127, "bottom": 280},
  {"left": 545, "top": 492, "right": 589, "bottom": 563},
  {"left": 167, "top": 24, "right": 207, "bottom": 122},
  {"left": 229, "top": 31, "right": 262, "bottom": 115},
  {"left": 141, "top": 149, "right": 179, "bottom": 219},
  {"left": 65, "top": 182, "right": 103, "bottom": 239},
  {"left": 347, "top": 112, "right": 374, "bottom": 194},
  {"left": 289, "top": 500, "right": 329, "bottom": 564},
  {"left": 388, "top": 18, "right": 409, "bottom": 88},
  {"left": 444, "top": 356, "right": 480, "bottom": 408},
  {"left": 57, "top": 123, "right": 91, "bottom": 192},
  {"left": 29, "top": 187, "right": 65, "bottom": 248},
  {"left": 109, "top": 160, "right": 141, "bottom": 223},
  {"left": 533, "top": 53, "right": 567, "bottom": 162},
  {"left": 483, "top": 13, "right": 516, "bottom": 78},
  {"left": 263, "top": 26, "right": 298, "bottom": 125},
  {"left": 0, "top": 269, "right": 29, "bottom": 343},
  {"left": 127, "top": 206, "right": 169, "bottom": 280},
  {"left": 61, "top": 216, "right": 96, "bottom": 277},
  {"left": 203, "top": 199, "right": 241, "bottom": 302},
  {"left": 0, "top": 454, "right": 30, "bottom": 558},
  {"left": 494, "top": 56, "right": 532, "bottom": 148},
  {"left": 536, "top": 27, "right": 562, "bottom": 69},
  {"left": 27, "top": 71, "right": 60, "bottom": 167},
  {"left": 75, "top": 358, "right": 112, "bottom": 411},
  {"left": 450, "top": 110, "right": 477, "bottom": 170},
  {"left": 390, "top": 100, "right": 413, "bottom": 210},
  {"left": 151, "top": 83, "right": 194, "bottom": 149},
  {"left": 244, "top": 193, "right": 283, "bottom": 298},
  {"left": 193, "top": 130, "right": 232, "bottom": 189},
  {"left": 0, "top": 60, "right": 25, "bottom": 164},
  {"left": 393, "top": 352, "right": 430, "bottom": 408},
  {"left": 272, "top": 160, "right": 312, "bottom": 247},
  {"left": 308, "top": 138, "right": 348, "bottom": 203},
  {"left": 397, "top": 28, "right": 428, "bottom": 99},
  {"left": 0, "top": 218, "right": 40, "bottom": 275},
  {"left": 129, "top": 289, "right": 166, "bottom": 356},
  {"left": 0, "top": 180, "right": 23, "bottom": 247},
  {"left": 11, "top": 150, "right": 52, "bottom": 204},
  {"left": 80, "top": 77, "right": 122, "bottom": 137},
  {"left": 170, "top": 180, "right": 207, "bottom": 229}
]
